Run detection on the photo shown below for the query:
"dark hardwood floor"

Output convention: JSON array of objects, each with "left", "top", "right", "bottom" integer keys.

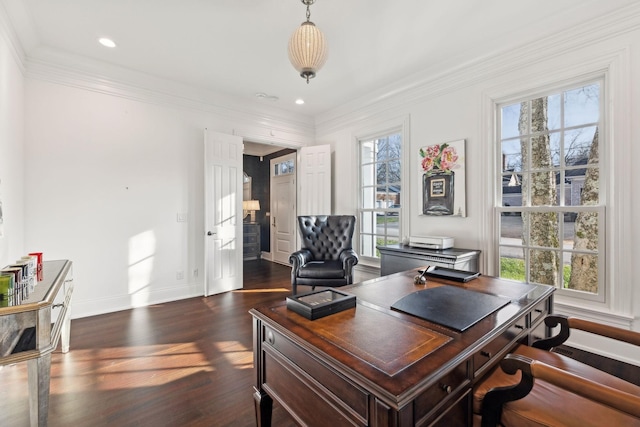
[
  {"left": 4, "top": 260, "right": 639, "bottom": 427},
  {"left": 0, "top": 260, "right": 298, "bottom": 427}
]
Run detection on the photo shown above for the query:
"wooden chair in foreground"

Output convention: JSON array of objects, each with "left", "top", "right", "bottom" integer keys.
[{"left": 474, "top": 315, "right": 640, "bottom": 427}]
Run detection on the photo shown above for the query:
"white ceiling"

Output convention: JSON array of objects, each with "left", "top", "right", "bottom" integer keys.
[
  {"left": 243, "top": 140, "right": 288, "bottom": 157},
  {"left": 2, "top": 0, "right": 635, "bottom": 121}
]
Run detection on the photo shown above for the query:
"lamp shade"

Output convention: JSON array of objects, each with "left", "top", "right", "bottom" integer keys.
[
  {"left": 288, "top": 21, "right": 328, "bottom": 83},
  {"left": 243, "top": 200, "right": 260, "bottom": 211}
]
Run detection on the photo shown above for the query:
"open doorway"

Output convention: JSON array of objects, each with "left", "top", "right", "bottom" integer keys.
[
  {"left": 242, "top": 141, "right": 296, "bottom": 267},
  {"left": 270, "top": 152, "right": 296, "bottom": 265}
]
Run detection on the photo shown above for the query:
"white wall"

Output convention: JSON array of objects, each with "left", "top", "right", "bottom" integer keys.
[
  {"left": 1, "top": 4, "right": 316, "bottom": 319},
  {"left": 0, "top": 23, "right": 25, "bottom": 267},
  {"left": 21, "top": 78, "right": 313, "bottom": 318},
  {"left": 318, "top": 7, "right": 640, "bottom": 362}
]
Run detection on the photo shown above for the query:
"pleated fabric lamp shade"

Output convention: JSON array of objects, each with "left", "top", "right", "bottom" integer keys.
[{"left": 288, "top": 21, "right": 328, "bottom": 83}]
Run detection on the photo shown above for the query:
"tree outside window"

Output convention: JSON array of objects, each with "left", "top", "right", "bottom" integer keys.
[{"left": 498, "top": 81, "right": 603, "bottom": 299}]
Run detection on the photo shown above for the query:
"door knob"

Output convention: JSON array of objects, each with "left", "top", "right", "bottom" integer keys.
[{"left": 207, "top": 231, "right": 216, "bottom": 236}]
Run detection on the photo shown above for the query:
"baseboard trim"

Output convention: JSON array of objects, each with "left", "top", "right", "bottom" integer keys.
[{"left": 71, "top": 283, "right": 202, "bottom": 319}]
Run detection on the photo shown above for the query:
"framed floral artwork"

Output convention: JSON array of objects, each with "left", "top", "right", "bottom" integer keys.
[{"left": 419, "top": 139, "right": 466, "bottom": 217}]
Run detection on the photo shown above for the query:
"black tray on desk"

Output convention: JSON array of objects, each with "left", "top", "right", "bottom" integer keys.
[
  {"left": 286, "top": 289, "right": 356, "bottom": 320},
  {"left": 421, "top": 266, "right": 480, "bottom": 282}
]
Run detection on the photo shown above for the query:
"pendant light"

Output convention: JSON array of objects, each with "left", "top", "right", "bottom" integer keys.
[{"left": 288, "top": 0, "right": 328, "bottom": 83}]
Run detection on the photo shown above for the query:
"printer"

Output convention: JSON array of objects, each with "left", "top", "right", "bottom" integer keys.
[{"left": 409, "top": 235, "right": 454, "bottom": 250}]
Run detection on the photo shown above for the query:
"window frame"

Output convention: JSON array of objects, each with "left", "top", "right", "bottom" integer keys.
[
  {"left": 355, "top": 117, "right": 410, "bottom": 265},
  {"left": 495, "top": 78, "right": 606, "bottom": 303}
]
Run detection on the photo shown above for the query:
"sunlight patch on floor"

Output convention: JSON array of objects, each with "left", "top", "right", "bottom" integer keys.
[
  {"left": 215, "top": 340, "right": 253, "bottom": 369},
  {"left": 49, "top": 343, "right": 213, "bottom": 391}
]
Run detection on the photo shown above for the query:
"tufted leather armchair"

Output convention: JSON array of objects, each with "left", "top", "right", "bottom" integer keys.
[{"left": 289, "top": 215, "right": 359, "bottom": 295}]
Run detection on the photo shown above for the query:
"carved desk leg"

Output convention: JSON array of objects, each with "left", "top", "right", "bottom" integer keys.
[{"left": 254, "top": 388, "right": 273, "bottom": 427}]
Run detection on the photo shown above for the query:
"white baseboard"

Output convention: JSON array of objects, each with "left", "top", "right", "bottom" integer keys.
[
  {"left": 563, "top": 329, "right": 640, "bottom": 367},
  {"left": 354, "top": 264, "right": 380, "bottom": 283},
  {"left": 71, "top": 282, "right": 202, "bottom": 319}
]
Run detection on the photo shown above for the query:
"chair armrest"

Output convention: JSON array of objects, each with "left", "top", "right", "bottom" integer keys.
[
  {"left": 566, "top": 316, "right": 640, "bottom": 345},
  {"left": 339, "top": 249, "right": 359, "bottom": 284},
  {"left": 339, "top": 248, "right": 358, "bottom": 265},
  {"left": 481, "top": 354, "right": 640, "bottom": 427},
  {"left": 532, "top": 314, "right": 640, "bottom": 350},
  {"left": 289, "top": 249, "right": 313, "bottom": 271}
]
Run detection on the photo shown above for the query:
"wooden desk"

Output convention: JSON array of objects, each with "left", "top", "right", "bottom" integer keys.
[
  {"left": 0, "top": 260, "right": 74, "bottom": 426},
  {"left": 251, "top": 270, "right": 553, "bottom": 426}
]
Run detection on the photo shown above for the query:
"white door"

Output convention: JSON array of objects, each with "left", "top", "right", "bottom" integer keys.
[
  {"left": 271, "top": 153, "right": 296, "bottom": 265},
  {"left": 204, "top": 129, "right": 243, "bottom": 296},
  {"left": 298, "top": 145, "right": 332, "bottom": 215}
]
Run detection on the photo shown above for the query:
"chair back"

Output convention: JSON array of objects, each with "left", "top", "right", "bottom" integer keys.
[{"left": 297, "top": 215, "right": 356, "bottom": 261}]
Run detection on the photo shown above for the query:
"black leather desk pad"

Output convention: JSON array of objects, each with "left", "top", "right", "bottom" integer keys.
[{"left": 391, "top": 285, "right": 511, "bottom": 332}]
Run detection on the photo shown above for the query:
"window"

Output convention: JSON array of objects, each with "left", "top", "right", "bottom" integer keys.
[
  {"left": 497, "top": 80, "right": 604, "bottom": 301},
  {"left": 273, "top": 158, "right": 294, "bottom": 176},
  {"left": 359, "top": 131, "right": 402, "bottom": 259}
]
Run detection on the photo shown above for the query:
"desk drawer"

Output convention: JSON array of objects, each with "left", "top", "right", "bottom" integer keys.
[
  {"left": 414, "top": 361, "right": 469, "bottom": 423},
  {"left": 529, "top": 320, "right": 548, "bottom": 344},
  {"left": 529, "top": 299, "right": 548, "bottom": 326},
  {"left": 429, "top": 389, "right": 471, "bottom": 427},
  {"left": 243, "top": 234, "right": 258, "bottom": 244},
  {"left": 263, "top": 327, "right": 368, "bottom": 424},
  {"left": 473, "top": 314, "right": 526, "bottom": 377}
]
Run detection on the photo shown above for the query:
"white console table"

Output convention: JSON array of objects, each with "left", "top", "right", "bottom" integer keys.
[
  {"left": 378, "top": 244, "right": 480, "bottom": 276},
  {"left": 0, "top": 260, "right": 74, "bottom": 426}
]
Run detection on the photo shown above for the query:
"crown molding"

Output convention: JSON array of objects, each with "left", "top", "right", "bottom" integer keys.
[
  {"left": 0, "top": 1, "right": 27, "bottom": 73},
  {"left": 6, "top": 1, "right": 640, "bottom": 143},
  {"left": 24, "top": 46, "right": 316, "bottom": 145},
  {"left": 315, "top": 2, "right": 640, "bottom": 135}
]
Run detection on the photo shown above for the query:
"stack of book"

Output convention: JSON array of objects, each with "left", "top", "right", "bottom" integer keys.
[{"left": 0, "top": 252, "right": 43, "bottom": 307}]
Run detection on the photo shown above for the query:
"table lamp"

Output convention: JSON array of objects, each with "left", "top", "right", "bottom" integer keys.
[{"left": 243, "top": 200, "right": 260, "bottom": 223}]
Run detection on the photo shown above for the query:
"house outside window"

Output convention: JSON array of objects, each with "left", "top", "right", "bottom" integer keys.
[
  {"left": 359, "top": 131, "right": 402, "bottom": 260},
  {"left": 497, "top": 80, "right": 604, "bottom": 302}
]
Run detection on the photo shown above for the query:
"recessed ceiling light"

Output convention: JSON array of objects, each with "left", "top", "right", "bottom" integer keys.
[
  {"left": 98, "top": 38, "right": 117, "bottom": 48},
  {"left": 295, "top": 98, "right": 305, "bottom": 105}
]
